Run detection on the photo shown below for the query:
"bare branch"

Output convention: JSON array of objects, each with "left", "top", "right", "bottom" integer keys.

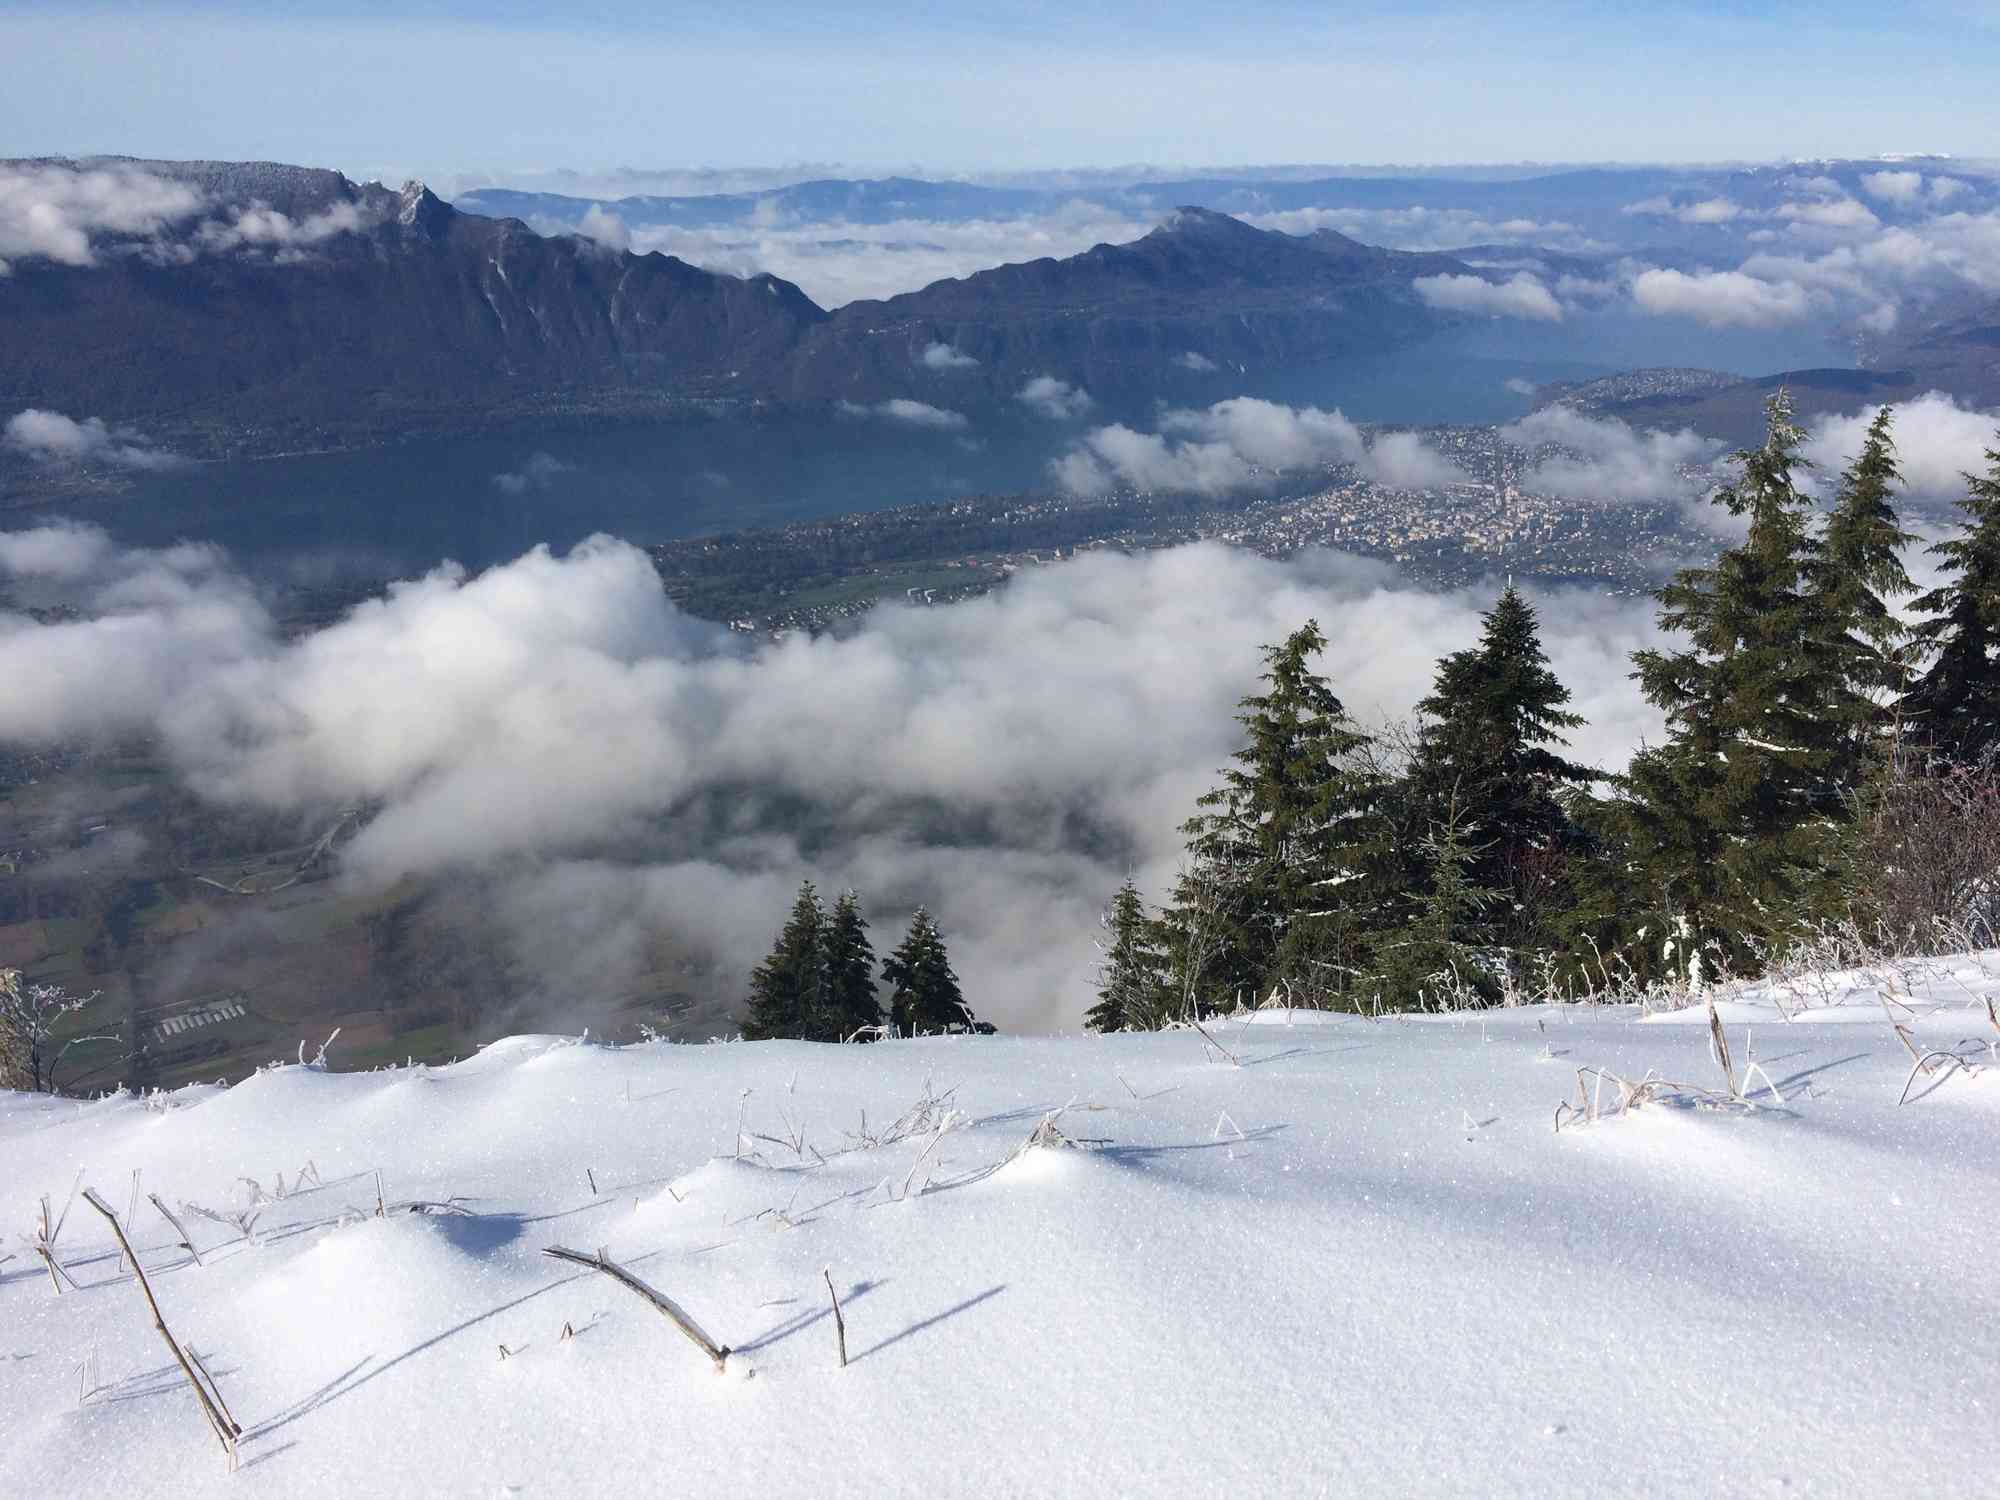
[{"left": 542, "top": 1246, "right": 731, "bottom": 1372}]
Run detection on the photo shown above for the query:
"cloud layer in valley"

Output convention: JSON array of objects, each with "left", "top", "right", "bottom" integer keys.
[
  {"left": 1499, "top": 407, "right": 1723, "bottom": 503},
  {"left": 1803, "top": 391, "right": 2000, "bottom": 500},
  {"left": 3, "top": 408, "right": 183, "bottom": 470},
  {"left": 0, "top": 526, "right": 1666, "bottom": 1031},
  {"left": 1413, "top": 271, "right": 1563, "bottom": 321},
  {"left": 0, "top": 162, "right": 203, "bottom": 273},
  {"left": 1052, "top": 397, "right": 1462, "bottom": 496},
  {"left": 618, "top": 203, "right": 1156, "bottom": 307}
]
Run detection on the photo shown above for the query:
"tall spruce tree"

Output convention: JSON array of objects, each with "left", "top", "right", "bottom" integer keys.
[
  {"left": 884, "top": 907, "right": 973, "bottom": 1035},
  {"left": 822, "top": 889, "right": 883, "bottom": 1040},
  {"left": 1086, "top": 879, "right": 1170, "bottom": 1032},
  {"left": 1808, "top": 405, "right": 1915, "bottom": 779},
  {"left": 1907, "top": 438, "right": 2000, "bottom": 767},
  {"left": 1169, "top": 620, "right": 1392, "bottom": 1012},
  {"left": 742, "top": 881, "right": 827, "bottom": 1041},
  {"left": 1405, "top": 584, "right": 1594, "bottom": 955},
  {"left": 1371, "top": 790, "right": 1506, "bottom": 1005},
  {"left": 1623, "top": 390, "right": 1850, "bottom": 969}
]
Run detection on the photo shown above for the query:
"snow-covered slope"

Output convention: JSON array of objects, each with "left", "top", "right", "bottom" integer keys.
[{"left": 5, "top": 956, "right": 1998, "bottom": 1498}]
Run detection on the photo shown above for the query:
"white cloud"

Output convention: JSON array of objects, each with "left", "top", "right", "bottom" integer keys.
[
  {"left": 1804, "top": 391, "right": 2000, "bottom": 500},
  {"left": 0, "top": 521, "right": 117, "bottom": 580},
  {"left": 0, "top": 527, "right": 1663, "bottom": 1029},
  {"left": 1240, "top": 205, "right": 1590, "bottom": 251},
  {"left": 1630, "top": 267, "right": 1810, "bottom": 328},
  {"left": 195, "top": 198, "right": 371, "bottom": 255},
  {"left": 0, "top": 163, "right": 203, "bottom": 274},
  {"left": 626, "top": 202, "right": 1155, "bottom": 307},
  {"left": 1500, "top": 407, "right": 1722, "bottom": 504},
  {"left": 491, "top": 452, "right": 576, "bottom": 494},
  {"left": 1678, "top": 197, "right": 1744, "bottom": 225},
  {"left": 1367, "top": 431, "right": 1462, "bottom": 488},
  {"left": 1174, "top": 351, "right": 1218, "bottom": 372},
  {"left": 1776, "top": 197, "right": 1881, "bottom": 233},
  {"left": 920, "top": 342, "right": 978, "bottom": 370},
  {"left": 1503, "top": 377, "right": 1538, "bottom": 397},
  {"left": 837, "top": 398, "right": 970, "bottom": 430},
  {"left": 1413, "top": 271, "right": 1563, "bottom": 321},
  {"left": 1621, "top": 196, "right": 1746, "bottom": 225},
  {"left": 1015, "top": 375, "right": 1093, "bottom": 420},
  {"left": 3, "top": 408, "right": 184, "bottom": 470},
  {"left": 1058, "top": 397, "right": 1459, "bottom": 496},
  {"left": 576, "top": 203, "right": 631, "bottom": 253},
  {"left": 1861, "top": 170, "right": 1925, "bottom": 206}
]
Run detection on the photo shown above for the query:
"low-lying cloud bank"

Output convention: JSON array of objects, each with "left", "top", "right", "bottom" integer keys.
[
  {"left": 836, "top": 397, "right": 970, "bottom": 430},
  {"left": 1499, "top": 407, "right": 1722, "bottom": 503},
  {"left": 1802, "top": 391, "right": 2000, "bottom": 499},
  {"left": 1053, "top": 397, "right": 1463, "bottom": 496},
  {"left": 623, "top": 203, "right": 1156, "bottom": 307},
  {"left": 3, "top": 408, "right": 184, "bottom": 470},
  {"left": 0, "top": 162, "right": 372, "bottom": 275},
  {"left": 1414, "top": 271, "right": 1563, "bottom": 321},
  {"left": 0, "top": 526, "right": 1664, "bottom": 1030}
]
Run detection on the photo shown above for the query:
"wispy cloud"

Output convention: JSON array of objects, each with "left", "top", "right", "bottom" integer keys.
[
  {"left": 1054, "top": 396, "right": 1460, "bottom": 496},
  {"left": 1015, "top": 375, "right": 1093, "bottom": 420},
  {"left": 3, "top": 408, "right": 184, "bottom": 470},
  {"left": 0, "top": 163, "right": 203, "bottom": 274},
  {"left": 491, "top": 451, "right": 577, "bottom": 494},
  {"left": 920, "top": 341, "right": 979, "bottom": 370},
  {"left": 1804, "top": 390, "right": 2000, "bottom": 500},
  {"left": 1629, "top": 267, "right": 1811, "bottom": 327},
  {"left": 837, "top": 398, "right": 970, "bottom": 430},
  {"left": 1413, "top": 271, "right": 1563, "bottom": 321},
  {"left": 1500, "top": 407, "right": 1722, "bottom": 504}
]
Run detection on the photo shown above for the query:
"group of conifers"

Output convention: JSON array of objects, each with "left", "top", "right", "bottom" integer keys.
[
  {"left": 746, "top": 394, "right": 2000, "bottom": 1037},
  {"left": 741, "top": 891, "right": 983, "bottom": 1041}
]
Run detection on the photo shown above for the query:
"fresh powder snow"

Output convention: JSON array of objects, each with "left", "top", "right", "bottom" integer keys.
[{"left": 4, "top": 955, "right": 1998, "bottom": 1497}]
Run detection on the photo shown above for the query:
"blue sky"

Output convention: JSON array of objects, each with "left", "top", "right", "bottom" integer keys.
[{"left": 2, "top": 2, "right": 1996, "bottom": 179}]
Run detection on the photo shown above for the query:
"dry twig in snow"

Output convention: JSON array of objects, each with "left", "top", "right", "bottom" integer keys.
[
  {"left": 542, "top": 1246, "right": 731, "bottom": 1372},
  {"left": 81, "top": 1190, "right": 241, "bottom": 1469}
]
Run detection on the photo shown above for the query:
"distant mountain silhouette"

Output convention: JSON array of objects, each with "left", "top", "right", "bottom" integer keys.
[
  {"left": 0, "top": 160, "right": 825, "bottom": 454},
  {"left": 790, "top": 207, "right": 1476, "bottom": 403},
  {"left": 1, "top": 164, "right": 1483, "bottom": 456}
]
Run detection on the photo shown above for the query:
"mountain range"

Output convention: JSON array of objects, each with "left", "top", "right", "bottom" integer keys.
[
  {"left": 5, "top": 156, "right": 1998, "bottom": 464},
  {"left": 0, "top": 159, "right": 1478, "bottom": 458}
]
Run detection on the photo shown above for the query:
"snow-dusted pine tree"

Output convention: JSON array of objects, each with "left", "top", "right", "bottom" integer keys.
[
  {"left": 884, "top": 907, "right": 974, "bottom": 1036},
  {"left": 1086, "top": 879, "right": 1169, "bottom": 1032},
  {"left": 1907, "top": 438, "right": 2000, "bottom": 767},
  {"left": 822, "top": 889, "right": 883, "bottom": 1039},
  {"left": 743, "top": 882, "right": 828, "bottom": 1041}
]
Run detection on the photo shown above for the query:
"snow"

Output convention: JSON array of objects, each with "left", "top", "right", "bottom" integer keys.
[{"left": 5, "top": 957, "right": 1999, "bottom": 1497}]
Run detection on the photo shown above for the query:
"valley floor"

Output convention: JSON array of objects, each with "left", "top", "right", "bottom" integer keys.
[{"left": 4, "top": 955, "right": 1998, "bottom": 1497}]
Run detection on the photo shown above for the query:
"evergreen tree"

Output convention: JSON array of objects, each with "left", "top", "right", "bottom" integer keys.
[
  {"left": 1370, "top": 790, "right": 1505, "bottom": 1005},
  {"left": 1170, "top": 621, "right": 1392, "bottom": 1011},
  {"left": 884, "top": 907, "right": 973, "bottom": 1035},
  {"left": 822, "top": 889, "right": 883, "bottom": 1040},
  {"left": 1907, "top": 438, "right": 2000, "bottom": 767},
  {"left": 1807, "top": 405, "right": 1915, "bottom": 778},
  {"left": 1623, "top": 390, "right": 1851, "bottom": 968},
  {"left": 1405, "top": 584, "right": 1595, "bottom": 953},
  {"left": 742, "top": 881, "right": 826, "bottom": 1041},
  {"left": 1086, "top": 879, "right": 1170, "bottom": 1032}
]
